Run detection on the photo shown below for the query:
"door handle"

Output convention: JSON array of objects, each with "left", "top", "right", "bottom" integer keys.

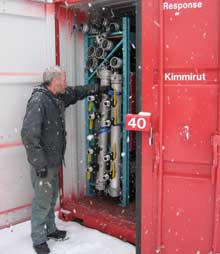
[{"left": 153, "top": 132, "right": 160, "bottom": 175}]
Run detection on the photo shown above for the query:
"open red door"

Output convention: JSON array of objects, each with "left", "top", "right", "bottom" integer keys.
[{"left": 140, "top": 1, "right": 220, "bottom": 254}]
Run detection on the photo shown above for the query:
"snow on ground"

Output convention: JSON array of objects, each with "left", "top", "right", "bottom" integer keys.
[{"left": 0, "top": 216, "right": 135, "bottom": 254}]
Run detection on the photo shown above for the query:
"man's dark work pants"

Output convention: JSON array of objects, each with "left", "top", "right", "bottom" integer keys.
[{"left": 30, "top": 165, "right": 60, "bottom": 245}]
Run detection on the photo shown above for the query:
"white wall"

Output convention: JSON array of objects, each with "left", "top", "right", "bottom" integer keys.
[{"left": 0, "top": 0, "right": 55, "bottom": 228}]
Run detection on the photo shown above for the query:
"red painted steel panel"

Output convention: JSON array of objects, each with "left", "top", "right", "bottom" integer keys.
[
  {"left": 59, "top": 197, "right": 135, "bottom": 243},
  {"left": 162, "top": 176, "right": 214, "bottom": 254},
  {"left": 141, "top": 1, "right": 220, "bottom": 254},
  {"left": 163, "top": 0, "right": 219, "bottom": 69},
  {"left": 163, "top": 85, "right": 218, "bottom": 164}
]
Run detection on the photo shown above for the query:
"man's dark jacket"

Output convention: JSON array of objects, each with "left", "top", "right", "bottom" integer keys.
[{"left": 21, "top": 84, "right": 97, "bottom": 170}]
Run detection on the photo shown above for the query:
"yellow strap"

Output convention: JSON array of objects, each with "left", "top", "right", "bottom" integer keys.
[
  {"left": 112, "top": 162, "right": 116, "bottom": 179},
  {"left": 89, "top": 119, "right": 94, "bottom": 130},
  {"left": 113, "top": 143, "right": 116, "bottom": 160},
  {"left": 88, "top": 153, "right": 92, "bottom": 164},
  {"left": 88, "top": 101, "right": 93, "bottom": 112},
  {"left": 114, "top": 108, "right": 117, "bottom": 125},
  {"left": 87, "top": 171, "right": 91, "bottom": 180},
  {"left": 113, "top": 88, "right": 117, "bottom": 107}
]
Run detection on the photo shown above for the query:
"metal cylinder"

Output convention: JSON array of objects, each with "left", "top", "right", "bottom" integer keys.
[
  {"left": 100, "top": 94, "right": 111, "bottom": 127},
  {"left": 87, "top": 46, "right": 96, "bottom": 58},
  {"left": 110, "top": 57, "right": 122, "bottom": 69},
  {"left": 104, "top": 120, "right": 111, "bottom": 127},
  {"left": 96, "top": 34, "right": 106, "bottom": 45},
  {"left": 95, "top": 129, "right": 109, "bottom": 191},
  {"left": 108, "top": 127, "right": 121, "bottom": 197},
  {"left": 88, "top": 95, "right": 95, "bottom": 102},
  {"left": 87, "top": 134, "right": 96, "bottom": 141},
  {"left": 72, "top": 24, "right": 78, "bottom": 32},
  {"left": 95, "top": 76, "right": 111, "bottom": 192},
  {"left": 103, "top": 154, "right": 111, "bottom": 162},
  {"left": 89, "top": 112, "right": 96, "bottom": 120},
  {"left": 86, "top": 58, "right": 98, "bottom": 71},
  {"left": 95, "top": 47, "right": 107, "bottom": 59},
  {"left": 101, "top": 39, "right": 114, "bottom": 51},
  {"left": 102, "top": 18, "right": 109, "bottom": 27},
  {"left": 111, "top": 72, "right": 122, "bottom": 86},
  {"left": 103, "top": 100, "right": 111, "bottom": 107},
  {"left": 89, "top": 112, "right": 100, "bottom": 120},
  {"left": 88, "top": 148, "right": 94, "bottom": 155},
  {"left": 89, "top": 24, "right": 99, "bottom": 34},
  {"left": 108, "top": 73, "right": 122, "bottom": 198},
  {"left": 103, "top": 174, "right": 110, "bottom": 181},
  {"left": 78, "top": 23, "right": 89, "bottom": 33},
  {"left": 106, "top": 22, "right": 120, "bottom": 33},
  {"left": 97, "top": 68, "right": 112, "bottom": 87},
  {"left": 87, "top": 166, "right": 94, "bottom": 173}
]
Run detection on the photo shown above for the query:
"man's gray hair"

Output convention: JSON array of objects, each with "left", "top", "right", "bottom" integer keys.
[{"left": 43, "top": 66, "right": 64, "bottom": 85}]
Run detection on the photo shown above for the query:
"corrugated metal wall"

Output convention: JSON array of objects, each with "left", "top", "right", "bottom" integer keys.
[
  {"left": 0, "top": 1, "right": 86, "bottom": 228},
  {"left": 0, "top": 0, "right": 55, "bottom": 228},
  {"left": 59, "top": 7, "right": 86, "bottom": 199}
]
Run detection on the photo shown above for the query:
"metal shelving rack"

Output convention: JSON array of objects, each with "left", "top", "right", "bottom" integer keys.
[{"left": 84, "top": 17, "right": 131, "bottom": 207}]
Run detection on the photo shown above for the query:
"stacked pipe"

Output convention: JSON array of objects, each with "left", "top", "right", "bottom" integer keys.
[
  {"left": 86, "top": 35, "right": 115, "bottom": 73},
  {"left": 108, "top": 73, "right": 122, "bottom": 197},
  {"left": 80, "top": 16, "right": 124, "bottom": 197},
  {"left": 95, "top": 68, "right": 111, "bottom": 192},
  {"left": 87, "top": 93, "right": 99, "bottom": 180},
  {"left": 72, "top": 21, "right": 121, "bottom": 35},
  {"left": 94, "top": 58, "right": 123, "bottom": 197}
]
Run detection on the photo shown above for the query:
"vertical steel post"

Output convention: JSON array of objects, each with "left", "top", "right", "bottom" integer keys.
[{"left": 122, "top": 17, "right": 130, "bottom": 207}]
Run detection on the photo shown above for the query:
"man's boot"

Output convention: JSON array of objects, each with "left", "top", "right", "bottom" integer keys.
[
  {"left": 33, "top": 242, "right": 50, "bottom": 254},
  {"left": 47, "top": 229, "right": 67, "bottom": 240}
]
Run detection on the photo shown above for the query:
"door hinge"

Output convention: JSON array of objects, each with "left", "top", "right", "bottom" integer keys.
[{"left": 211, "top": 135, "right": 220, "bottom": 184}]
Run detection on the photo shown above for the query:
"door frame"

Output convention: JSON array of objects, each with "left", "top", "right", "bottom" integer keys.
[{"left": 136, "top": 0, "right": 142, "bottom": 253}]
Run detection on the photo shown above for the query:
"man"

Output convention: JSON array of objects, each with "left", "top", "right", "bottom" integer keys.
[{"left": 21, "top": 66, "right": 105, "bottom": 254}]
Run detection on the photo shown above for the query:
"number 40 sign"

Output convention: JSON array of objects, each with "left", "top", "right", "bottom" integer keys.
[{"left": 125, "top": 112, "right": 151, "bottom": 132}]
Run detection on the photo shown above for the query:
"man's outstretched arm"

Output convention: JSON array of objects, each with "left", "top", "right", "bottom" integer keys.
[{"left": 59, "top": 84, "right": 108, "bottom": 107}]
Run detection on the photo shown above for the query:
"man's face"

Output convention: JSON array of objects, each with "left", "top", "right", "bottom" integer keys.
[{"left": 53, "top": 72, "right": 67, "bottom": 94}]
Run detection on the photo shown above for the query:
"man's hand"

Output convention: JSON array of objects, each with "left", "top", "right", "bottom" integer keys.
[
  {"left": 90, "top": 83, "right": 111, "bottom": 94},
  {"left": 90, "top": 83, "right": 100, "bottom": 95},
  {"left": 99, "top": 86, "right": 111, "bottom": 94},
  {"left": 36, "top": 168, "right": 48, "bottom": 178},
  {"left": 87, "top": 83, "right": 111, "bottom": 96}
]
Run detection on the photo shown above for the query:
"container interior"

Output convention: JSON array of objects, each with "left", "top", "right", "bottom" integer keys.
[{"left": 60, "top": 1, "right": 138, "bottom": 241}]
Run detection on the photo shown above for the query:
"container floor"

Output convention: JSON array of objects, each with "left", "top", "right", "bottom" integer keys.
[{"left": 59, "top": 196, "right": 136, "bottom": 244}]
